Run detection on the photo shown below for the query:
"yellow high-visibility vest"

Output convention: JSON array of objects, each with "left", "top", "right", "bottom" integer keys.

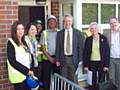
[
  {"left": 42, "top": 29, "right": 60, "bottom": 60},
  {"left": 7, "top": 38, "right": 31, "bottom": 84}
]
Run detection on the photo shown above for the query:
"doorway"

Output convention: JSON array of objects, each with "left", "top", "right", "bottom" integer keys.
[{"left": 18, "top": 6, "right": 45, "bottom": 29}]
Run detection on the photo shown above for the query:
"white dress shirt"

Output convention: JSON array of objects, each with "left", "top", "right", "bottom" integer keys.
[
  {"left": 64, "top": 28, "right": 73, "bottom": 55},
  {"left": 111, "top": 30, "right": 120, "bottom": 58}
]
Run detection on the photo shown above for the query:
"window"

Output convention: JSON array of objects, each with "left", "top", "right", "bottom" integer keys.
[
  {"left": 82, "top": 3, "right": 98, "bottom": 24},
  {"left": 101, "top": 4, "right": 116, "bottom": 24},
  {"left": 60, "top": 3, "right": 74, "bottom": 29},
  {"left": 118, "top": 4, "right": 120, "bottom": 22},
  {"left": 62, "top": 3, "right": 73, "bottom": 16},
  {"left": 82, "top": 2, "right": 118, "bottom": 33}
]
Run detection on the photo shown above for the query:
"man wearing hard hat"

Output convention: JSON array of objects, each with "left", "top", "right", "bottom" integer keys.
[{"left": 40, "top": 15, "right": 60, "bottom": 90}]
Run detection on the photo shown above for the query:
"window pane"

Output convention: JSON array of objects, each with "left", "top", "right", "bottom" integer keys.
[
  {"left": 101, "top": 4, "right": 115, "bottom": 24},
  {"left": 62, "top": 3, "right": 73, "bottom": 16},
  {"left": 82, "top": 3, "right": 98, "bottom": 24},
  {"left": 118, "top": 5, "right": 120, "bottom": 22}
]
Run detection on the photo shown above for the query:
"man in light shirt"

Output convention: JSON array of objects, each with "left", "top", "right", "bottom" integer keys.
[
  {"left": 40, "top": 15, "right": 60, "bottom": 90},
  {"left": 104, "top": 17, "right": 120, "bottom": 90}
]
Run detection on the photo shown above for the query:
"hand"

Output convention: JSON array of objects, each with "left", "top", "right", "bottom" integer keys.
[
  {"left": 84, "top": 67, "right": 88, "bottom": 71},
  {"left": 36, "top": 52, "right": 39, "bottom": 57},
  {"left": 79, "top": 61, "right": 82, "bottom": 65},
  {"left": 56, "top": 61, "right": 60, "bottom": 67},
  {"left": 103, "top": 67, "right": 109, "bottom": 71},
  {"left": 27, "top": 70, "right": 34, "bottom": 76},
  {"left": 49, "top": 57, "right": 55, "bottom": 64}
]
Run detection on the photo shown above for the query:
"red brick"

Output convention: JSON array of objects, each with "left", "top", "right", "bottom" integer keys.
[
  {"left": 0, "top": 6, "right": 5, "bottom": 9},
  {"left": 51, "top": 1, "right": 59, "bottom": 24},
  {"left": 0, "top": 70, "right": 7, "bottom": 77},
  {"left": 1, "top": 39, "right": 7, "bottom": 44},
  {"left": 6, "top": 6, "right": 18, "bottom": 10},
  {"left": 12, "top": 1, "right": 18, "bottom": 5},
  {"left": 0, "top": 10, "right": 12, "bottom": 15},
  {"left": 0, "top": 79, "right": 8, "bottom": 84},
  {"left": 3, "top": 83, "right": 12, "bottom": 88},
  {"left": 0, "top": 1, "right": 11, "bottom": 5},
  {"left": 0, "top": 20, "right": 12, "bottom": 24},
  {"left": 0, "top": 25, "right": 6, "bottom": 29},
  {"left": 13, "top": 10, "right": 18, "bottom": 15},
  {"left": 0, "top": 30, "right": 11, "bottom": 34},
  {"left": 7, "top": 15, "right": 18, "bottom": 19},
  {"left": 0, "top": 15, "right": 5, "bottom": 19},
  {"left": 0, "top": 0, "right": 18, "bottom": 89}
]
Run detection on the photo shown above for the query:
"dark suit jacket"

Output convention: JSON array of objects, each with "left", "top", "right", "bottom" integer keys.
[
  {"left": 55, "top": 28, "right": 84, "bottom": 69},
  {"left": 83, "top": 34, "right": 110, "bottom": 68}
]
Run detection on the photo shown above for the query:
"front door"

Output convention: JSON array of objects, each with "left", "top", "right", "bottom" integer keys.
[
  {"left": 18, "top": 6, "right": 45, "bottom": 29},
  {"left": 30, "top": 6, "right": 45, "bottom": 29}
]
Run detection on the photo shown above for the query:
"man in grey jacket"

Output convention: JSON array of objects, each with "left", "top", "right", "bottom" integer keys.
[
  {"left": 104, "top": 17, "right": 120, "bottom": 90},
  {"left": 55, "top": 14, "right": 84, "bottom": 83}
]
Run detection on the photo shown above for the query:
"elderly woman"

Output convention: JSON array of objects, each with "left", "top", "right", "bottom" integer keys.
[{"left": 83, "top": 22, "right": 110, "bottom": 90}]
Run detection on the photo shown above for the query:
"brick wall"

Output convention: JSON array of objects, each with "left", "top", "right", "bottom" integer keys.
[
  {"left": 0, "top": 0, "right": 59, "bottom": 90},
  {"left": 0, "top": 0, "right": 18, "bottom": 90},
  {"left": 51, "top": 1, "right": 60, "bottom": 26}
]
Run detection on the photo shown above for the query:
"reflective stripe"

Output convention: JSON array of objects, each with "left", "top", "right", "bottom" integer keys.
[
  {"left": 7, "top": 60, "right": 26, "bottom": 83},
  {"left": 42, "top": 29, "right": 60, "bottom": 60},
  {"left": 42, "top": 31, "right": 48, "bottom": 60}
]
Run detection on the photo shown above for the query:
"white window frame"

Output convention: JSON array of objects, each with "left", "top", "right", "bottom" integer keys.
[
  {"left": 59, "top": 0, "right": 75, "bottom": 29},
  {"left": 81, "top": 0, "right": 120, "bottom": 33}
]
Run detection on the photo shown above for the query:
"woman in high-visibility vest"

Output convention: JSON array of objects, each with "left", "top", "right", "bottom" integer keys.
[
  {"left": 7, "top": 21, "right": 34, "bottom": 90},
  {"left": 25, "top": 22, "right": 42, "bottom": 90},
  {"left": 25, "top": 23, "right": 38, "bottom": 68}
]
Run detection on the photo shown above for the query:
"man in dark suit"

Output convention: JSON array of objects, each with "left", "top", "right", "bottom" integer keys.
[{"left": 55, "top": 14, "right": 84, "bottom": 83}]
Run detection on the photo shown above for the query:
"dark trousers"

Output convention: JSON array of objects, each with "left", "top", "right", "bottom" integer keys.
[
  {"left": 51, "top": 55, "right": 60, "bottom": 74},
  {"left": 13, "top": 80, "right": 31, "bottom": 90},
  {"left": 88, "top": 61, "right": 103, "bottom": 90},
  {"left": 36, "top": 62, "right": 42, "bottom": 81},
  {"left": 60, "top": 56, "right": 78, "bottom": 84},
  {"left": 52, "top": 64, "right": 60, "bottom": 74},
  {"left": 41, "top": 59, "right": 60, "bottom": 90},
  {"left": 41, "top": 60, "right": 52, "bottom": 90}
]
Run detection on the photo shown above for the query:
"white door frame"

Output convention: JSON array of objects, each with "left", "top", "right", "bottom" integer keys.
[{"left": 18, "top": 0, "right": 51, "bottom": 29}]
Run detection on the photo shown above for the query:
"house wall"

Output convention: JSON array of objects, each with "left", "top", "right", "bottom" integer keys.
[
  {"left": 0, "top": 0, "right": 18, "bottom": 90},
  {"left": 0, "top": 0, "right": 59, "bottom": 90},
  {"left": 51, "top": 1, "right": 60, "bottom": 27}
]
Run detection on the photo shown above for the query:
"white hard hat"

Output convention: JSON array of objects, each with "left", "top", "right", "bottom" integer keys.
[
  {"left": 36, "top": 20, "right": 42, "bottom": 24},
  {"left": 47, "top": 15, "right": 57, "bottom": 21}
]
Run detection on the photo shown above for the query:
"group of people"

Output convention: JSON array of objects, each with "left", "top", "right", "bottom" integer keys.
[
  {"left": 83, "top": 17, "right": 120, "bottom": 90},
  {"left": 6, "top": 14, "right": 120, "bottom": 90}
]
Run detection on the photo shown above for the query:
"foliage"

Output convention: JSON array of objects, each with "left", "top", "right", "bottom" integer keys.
[
  {"left": 101, "top": 4, "right": 115, "bottom": 24},
  {"left": 82, "top": 3, "right": 98, "bottom": 24}
]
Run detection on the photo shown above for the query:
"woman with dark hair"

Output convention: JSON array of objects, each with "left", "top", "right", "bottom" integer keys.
[
  {"left": 25, "top": 22, "right": 38, "bottom": 68},
  {"left": 25, "top": 23, "right": 43, "bottom": 90},
  {"left": 7, "top": 21, "right": 34, "bottom": 90}
]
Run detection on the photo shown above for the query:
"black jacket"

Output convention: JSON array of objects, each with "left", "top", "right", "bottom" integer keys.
[{"left": 83, "top": 34, "right": 110, "bottom": 68}]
